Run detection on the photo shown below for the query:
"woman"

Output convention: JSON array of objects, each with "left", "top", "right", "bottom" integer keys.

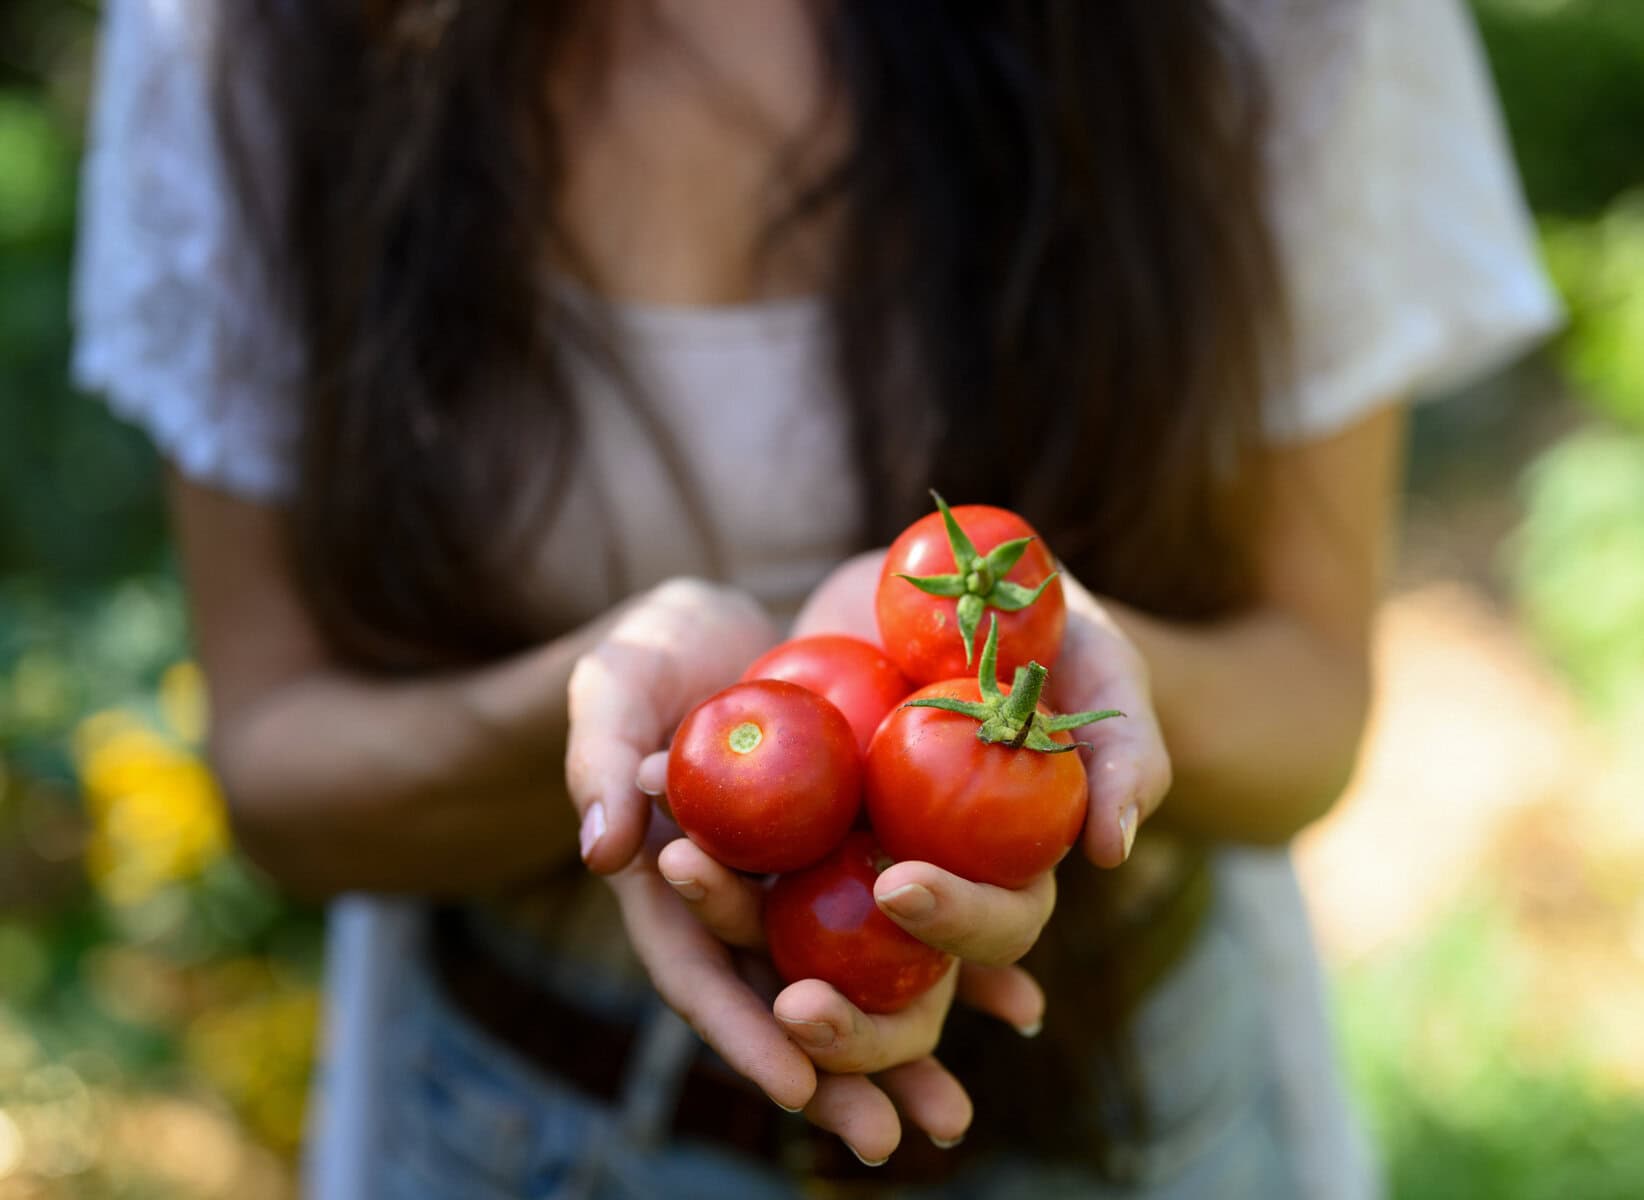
[{"left": 74, "top": 0, "right": 1559, "bottom": 1195}]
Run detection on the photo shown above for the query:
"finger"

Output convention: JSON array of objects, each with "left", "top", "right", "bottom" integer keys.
[
  {"left": 791, "top": 550, "right": 888, "bottom": 643},
  {"left": 1052, "top": 591, "right": 1173, "bottom": 869},
  {"left": 876, "top": 1057, "right": 972, "bottom": 1149},
  {"left": 636, "top": 750, "right": 669, "bottom": 799},
  {"left": 772, "top": 965, "right": 956, "bottom": 1076},
  {"left": 565, "top": 641, "right": 676, "bottom": 873},
  {"left": 956, "top": 963, "right": 1045, "bottom": 1036},
  {"left": 566, "top": 582, "right": 776, "bottom": 873},
  {"left": 803, "top": 1073, "right": 901, "bottom": 1167},
  {"left": 609, "top": 864, "right": 816, "bottom": 1111},
  {"left": 873, "top": 863, "right": 1055, "bottom": 967},
  {"left": 655, "top": 837, "right": 766, "bottom": 949}
]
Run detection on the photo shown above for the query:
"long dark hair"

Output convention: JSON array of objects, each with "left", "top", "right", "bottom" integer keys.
[
  {"left": 215, "top": 0, "right": 1281, "bottom": 671},
  {"left": 216, "top": 0, "right": 1285, "bottom": 1165}
]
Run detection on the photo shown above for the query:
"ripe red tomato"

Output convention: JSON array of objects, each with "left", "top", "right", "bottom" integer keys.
[
  {"left": 876, "top": 500, "right": 1065, "bottom": 687},
  {"left": 667, "top": 680, "right": 861, "bottom": 874},
  {"left": 741, "top": 635, "right": 913, "bottom": 754},
  {"left": 865, "top": 679, "right": 1088, "bottom": 889},
  {"left": 764, "top": 832, "right": 951, "bottom": 1014}
]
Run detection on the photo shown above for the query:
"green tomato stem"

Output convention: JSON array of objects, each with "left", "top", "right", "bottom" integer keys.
[{"left": 901, "top": 617, "right": 1123, "bottom": 755}]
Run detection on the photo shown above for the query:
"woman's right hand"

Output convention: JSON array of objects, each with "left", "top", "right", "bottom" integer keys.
[
  {"left": 565, "top": 577, "right": 778, "bottom": 873},
  {"left": 565, "top": 580, "right": 833, "bottom": 1112}
]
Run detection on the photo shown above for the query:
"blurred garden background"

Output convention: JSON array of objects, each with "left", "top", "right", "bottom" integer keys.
[{"left": 3, "top": 0, "right": 1644, "bottom": 1195}]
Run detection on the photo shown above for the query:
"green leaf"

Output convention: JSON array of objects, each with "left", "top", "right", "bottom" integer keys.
[
  {"left": 931, "top": 491, "right": 979, "bottom": 571},
  {"left": 956, "top": 593, "right": 985, "bottom": 666},
  {"left": 991, "top": 575, "right": 1058, "bottom": 612},
  {"left": 1040, "top": 709, "right": 1125, "bottom": 732},
  {"left": 1022, "top": 727, "right": 1083, "bottom": 754},
  {"left": 980, "top": 536, "right": 1035, "bottom": 582},
  {"left": 894, "top": 572, "right": 968, "bottom": 598},
  {"left": 903, "top": 696, "right": 992, "bottom": 720},
  {"left": 976, "top": 616, "right": 1003, "bottom": 703}
]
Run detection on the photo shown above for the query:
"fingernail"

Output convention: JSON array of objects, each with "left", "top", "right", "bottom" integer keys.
[
  {"left": 877, "top": 883, "right": 936, "bottom": 921},
  {"left": 771, "top": 1097, "right": 803, "bottom": 1114},
  {"left": 664, "top": 876, "right": 706, "bottom": 902},
  {"left": 850, "top": 1146, "right": 888, "bottom": 1168},
  {"left": 579, "top": 802, "right": 607, "bottom": 862},
  {"left": 1118, "top": 805, "right": 1138, "bottom": 862},
  {"left": 1016, "top": 1019, "right": 1042, "bottom": 1038},
  {"left": 931, "top": 1133, "right": 966, "bottom": 1150},
  {"left": 636, "top": 775, "right": 664, "bottom": 798},
  {"left": 778, "top": 1018, "right": 837, "bottom": 1049}
]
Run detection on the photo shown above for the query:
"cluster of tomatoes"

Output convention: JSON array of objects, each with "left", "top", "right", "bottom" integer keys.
[{"left": 665, "top": 496, "right": 1121, "bottom": 1013}]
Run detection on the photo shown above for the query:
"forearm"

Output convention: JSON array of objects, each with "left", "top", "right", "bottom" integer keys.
[
  {"left": 1110, "top": 600, "right": 1372, "bottom": 844},
  {"left": 212, "top": 623, "right": 610, "bottom": 899}
]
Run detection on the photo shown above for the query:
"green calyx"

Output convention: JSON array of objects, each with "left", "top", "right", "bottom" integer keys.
[
  {"left": 903, "top": 617, "right": 1123, "bottom": 754},
  {"left": 895, "top": 491, "right": 1059, "bottom": 667}
]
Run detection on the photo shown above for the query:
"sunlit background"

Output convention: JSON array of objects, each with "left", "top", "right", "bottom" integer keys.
[{"left": 2, "top": 1, "right": 1643, "bottom": 1196}]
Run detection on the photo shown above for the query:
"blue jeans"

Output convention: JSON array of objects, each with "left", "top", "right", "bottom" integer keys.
[{"left": 373, "top": 893, "right": 1300, "bottom": 1199}]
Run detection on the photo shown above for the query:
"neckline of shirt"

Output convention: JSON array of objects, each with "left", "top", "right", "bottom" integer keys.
[{"left": 548, "top": 271, "right": 827, "bottom": 347}]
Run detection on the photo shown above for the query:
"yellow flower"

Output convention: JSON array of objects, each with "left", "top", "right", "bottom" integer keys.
[
  {"left": 74, "top": 685, "right": 229, "bottom": 905},
  {"left": 160, "top": 660, "right": 209, "bottom": 745},
  {"left": 185, "top": 979, "right": 319, "bottom": 1153}
]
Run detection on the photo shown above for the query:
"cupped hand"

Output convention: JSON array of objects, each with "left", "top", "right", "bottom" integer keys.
[
  {"left": 717, "top": 542, "right": 1169, "bottom": 1161},
  {"left": 565, "top": 577, "right": 777, "bottom": 874},
  {"left": 565, "top": 580, "right": 823, "bottom": 1111},
  {"left": 599, "top": 834, "right": 820, "bottom": 1113},
  {"left": 790, "top": 549, "right": 885, "bottom": 643},
  {"left": 650, "top": 830, "right": 1048, "bottom": 1160},
  {"left": 1046, "top": 573, "right": 1173, "bottom": 868}
]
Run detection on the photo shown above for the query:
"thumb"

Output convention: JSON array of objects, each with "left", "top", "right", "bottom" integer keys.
[{"left": 565, "top": 640, "right": 674, "bottom": 873}]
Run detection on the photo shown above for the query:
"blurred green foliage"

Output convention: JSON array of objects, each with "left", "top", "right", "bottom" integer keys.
[
  {"left": 0, "top": 78, "right": 169, "bottom": 586},
  {"left": 1342, "top": 901, "right": 1644, "bottom": 1200},
  {"left": 1492, "top": 0, "right": 1644, "bottom": 726},
  {"left": 1, "top": 0, "right": 165, "bottom": 631},
  {"left": 1513, "top": 428, "right": 1644, "bottom": 715},
  {"left": 1540, "top": 198, "right": 1644, "bottom": 429},
  {"left": 1477, "top": 0, "right": 1644, "bottom": 217},
  {"left": 1389, "top": 5, "right": 1644, "bottom": 1197},
  {"left": 2, "top": 8, "right": 318, "bottom": 1186}
]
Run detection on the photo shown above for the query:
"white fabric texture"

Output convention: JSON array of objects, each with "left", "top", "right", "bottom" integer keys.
[
  {"left": 70, "top": 3, "right": 1560, "bottom": 1200},
  {"left": 539, "top": 289, "right": 863, "bottom": 623},
  {"left": 1258, "top": 0, "right": 1563, "bottom": 441},
  {"left": 73, "top": 0, "right": 300, "bottom": 501}
]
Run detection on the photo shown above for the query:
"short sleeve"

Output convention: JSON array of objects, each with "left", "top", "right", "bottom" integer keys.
[
  {"left": 72, "top": 0, "right": 300, "bottom": 501},
  {"left": 1258, "top": 0, "right": 1565, "bottom": 443}
]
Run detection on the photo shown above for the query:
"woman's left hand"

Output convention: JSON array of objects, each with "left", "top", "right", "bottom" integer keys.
[
  {"left": 796, "top": 550, "right": 1173, "bottom": 869},
  {"left": 776, "top": 550, "right": 1171, "bottom": 1104},
  {"left": 1044, "top": 572, "right": 1173, "bottom": 867}
]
